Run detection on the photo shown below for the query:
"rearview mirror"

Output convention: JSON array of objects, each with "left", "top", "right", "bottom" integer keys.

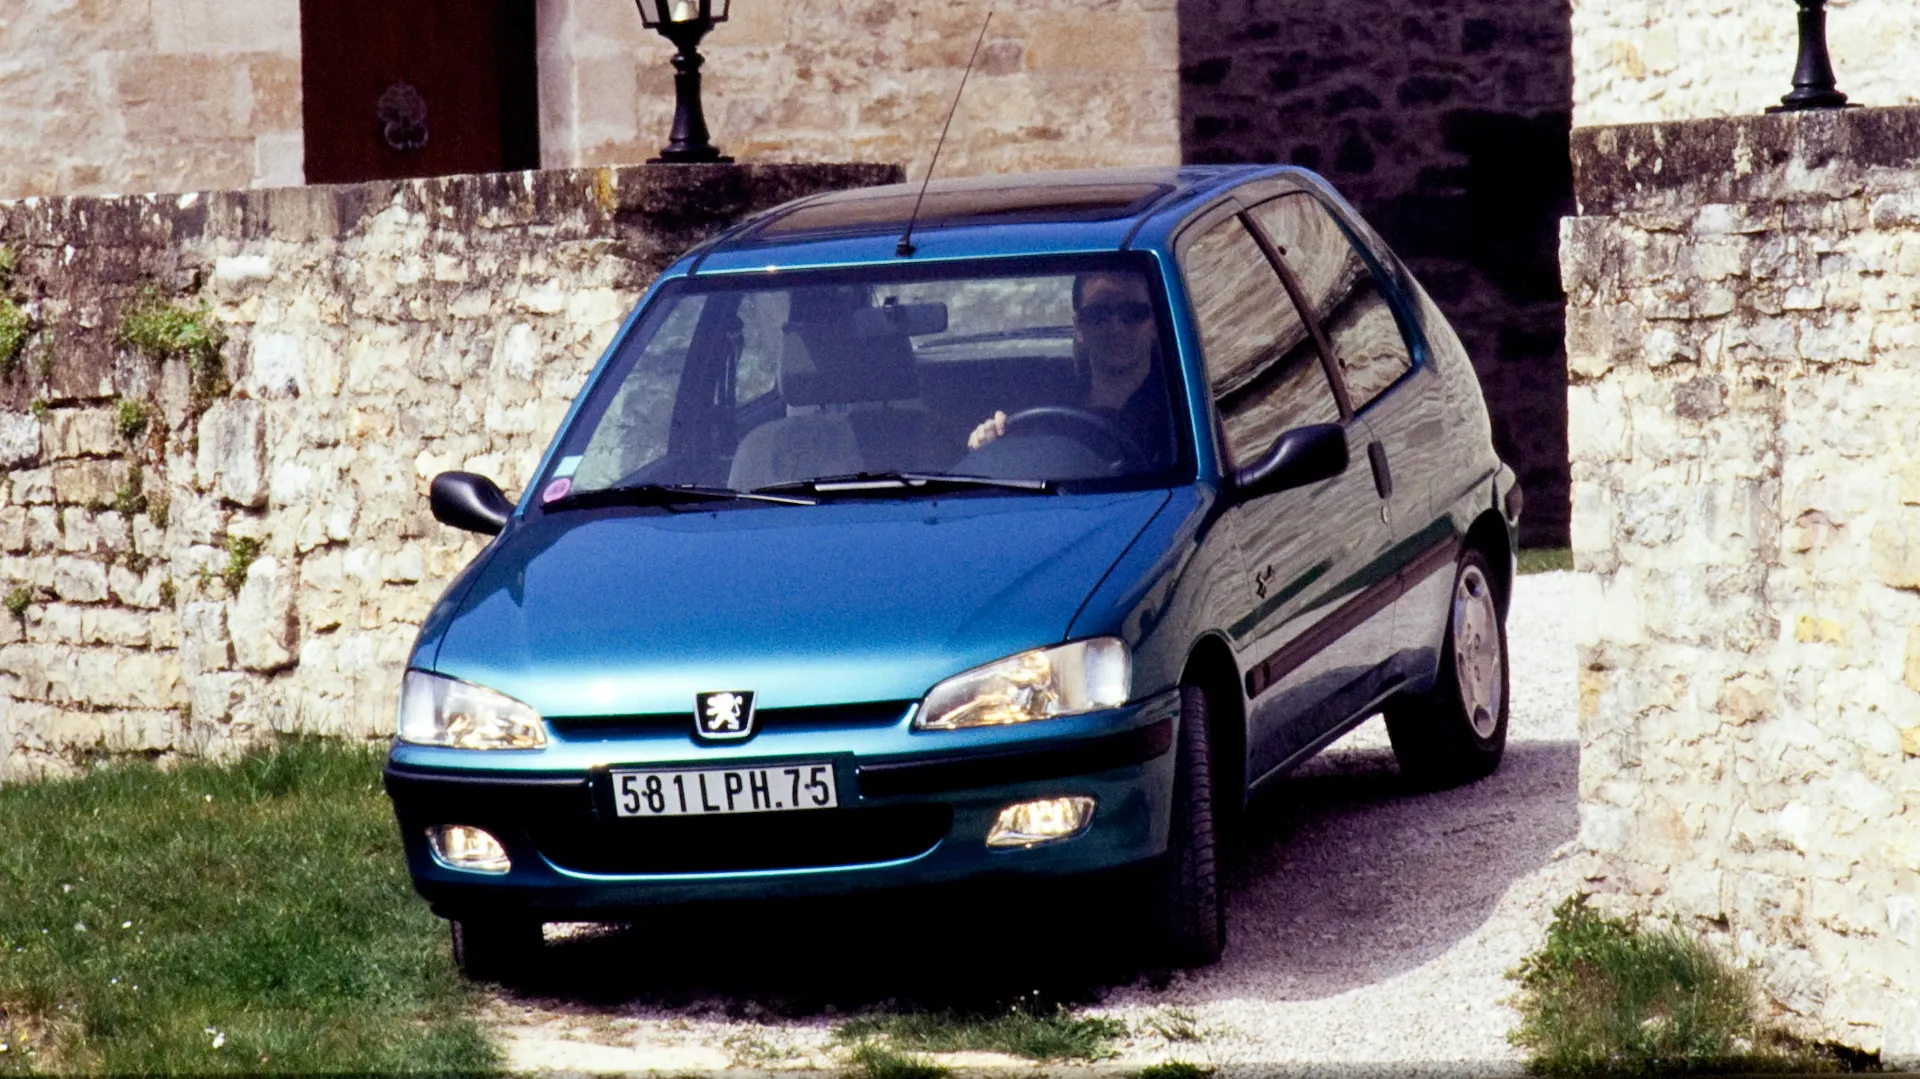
[
  {"left": 1231, "top": 423, "right": 1348, "bottom": 501},
  {"left": 431, "top": 472, "right": 513, "bottom": 535},
  {"left": 851, "top": 301, "right": 948, "bottom": 338}
]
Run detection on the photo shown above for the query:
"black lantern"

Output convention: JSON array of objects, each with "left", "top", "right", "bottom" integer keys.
[
  {"left": 1768, "top": 0, "right": 1852, "bottom": 112},
  {"left": 636, "top": 0, "right": 733, "bottom": 162}
]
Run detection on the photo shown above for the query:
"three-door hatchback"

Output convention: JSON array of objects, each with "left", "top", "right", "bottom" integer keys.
[{"left": 386, "top": 165, "right": 1522, "bottom": 979}]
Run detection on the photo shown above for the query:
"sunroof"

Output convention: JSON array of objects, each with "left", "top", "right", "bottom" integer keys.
[{"left": 753, "top": 182, "right": 1175, "bottom": 239}]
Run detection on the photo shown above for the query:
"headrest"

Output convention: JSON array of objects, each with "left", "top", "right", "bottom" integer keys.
[{"left": 780, "top": 304, "right": 943, "bottom": 406}]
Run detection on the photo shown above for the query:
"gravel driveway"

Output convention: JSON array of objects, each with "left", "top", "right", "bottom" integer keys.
[{"left": 488, "top": 571, "right": 1584, "bottom": 1076}]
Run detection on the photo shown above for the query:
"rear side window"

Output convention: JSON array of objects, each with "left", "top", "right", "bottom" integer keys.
[
  {"left": 1181, "top": 214, "right": 1340, "bottom": 468},
  {"left": 1247, "top": 195, "right": 1413, "bottom": 411}
]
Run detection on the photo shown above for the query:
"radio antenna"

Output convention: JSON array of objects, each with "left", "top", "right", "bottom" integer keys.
[{"left": 897, "top": 9, "right": 993, "bottom": 258}]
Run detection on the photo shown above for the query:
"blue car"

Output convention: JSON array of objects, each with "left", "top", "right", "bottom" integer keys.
[{"left": 385, "top": 165, "right": 1521, "bottom": 979}]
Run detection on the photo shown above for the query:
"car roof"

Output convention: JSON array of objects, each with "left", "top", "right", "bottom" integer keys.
[{"left": 681, "top": 165, "right": 1302, "bottom": 276}]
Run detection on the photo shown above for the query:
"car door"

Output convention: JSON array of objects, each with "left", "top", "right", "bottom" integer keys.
[
  {"left": 1176, "top": 205, "right": 1395, "bottom": 787},
  {"left": 1245, "top": 193, "right": 1451, "bottom": 692}
]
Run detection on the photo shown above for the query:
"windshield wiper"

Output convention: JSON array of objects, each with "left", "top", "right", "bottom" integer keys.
[
  {"left": 544, "top": 482, "right": 816, "bottom": 512},
  {"left": 755, "top": 471, "right": 1053, "bottom": 497}
]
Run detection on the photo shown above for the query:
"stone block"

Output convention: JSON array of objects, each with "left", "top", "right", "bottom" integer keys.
[
  {"left": 229, "top": 555, "right": 296, "bottom": 672},
  {"left": 196, "top": 400, "right": 267, "bottom": 508},
  {"left": 1871, "top": 512, "right": 1920, "bottom": 590},
  {"left": 12, "top": 468, "right": 53, "bottom": 505},
  {"left": 50, "top": 557, "right": 108, "bottom": 603},
  {"left": 0, "top": 412, "right": 41, "bottom": 467},
  {"left": 51, "top": 460, "right": 123, "bottom": 508},
  {"left": 179, "top": 600, "right": 231, "bottom": 677},
  {"left": 81, "top": 608, "right": 151, "bottom": 647},
  {"left": 41, "top": 409, "right": 119, "bottom": 460},
  {"left": 0, "top": 507, "right": 25, "bottom": 552},
  {"left": 25, "top": 507, "right": 59, "bottom": 552}
]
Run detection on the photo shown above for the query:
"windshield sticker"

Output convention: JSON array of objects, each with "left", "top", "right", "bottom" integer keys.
[
  {"left": 542, "top": 477, "right": 574, "bottom": 503},
  {"left": 553, "top": 455, "right": 584, "bottom": 478}
]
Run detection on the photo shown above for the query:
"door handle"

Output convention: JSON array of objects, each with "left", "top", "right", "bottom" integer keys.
[
  {"left": 1254, "top": 564, "right": 1275, "bottom": 598},
  {"left": 1367, "top": 441, "right": 1393, "bottom": 500}
]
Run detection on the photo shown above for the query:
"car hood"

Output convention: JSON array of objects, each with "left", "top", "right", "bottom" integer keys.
[{"left": 427, "top": 490, "right": 1172, "bottom": 717}]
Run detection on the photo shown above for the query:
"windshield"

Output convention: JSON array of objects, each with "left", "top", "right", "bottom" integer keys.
[{"left": 536, "top": 255, "right": 1190, "bottom": 505}]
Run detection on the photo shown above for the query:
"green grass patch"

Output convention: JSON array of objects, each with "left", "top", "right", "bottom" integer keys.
[
  {"left": 115, "top": 288, "right": 226, "bottom": 399},
  {"left": 0, "top": 737, "right": 495, "bottom": 1076},
  {"left": 1518, "top": 547, "right": 1573, "bottom": 575},
  {"left": 1135, "top": 1063, "right": 1214, "bottom": 1079},
  {"left": 114, "top": 398, "right": 151, "bottom": 443},
  {"left": 0, "top": 298, "right": 26, "bottom": 378},
  {"left": 221, "top": 535, "right": 260, "bottom": 592},
  {"left": 839, "top": 1040, "right": 949, "bottom": 1079},
  {"left": 3, "top": 587, "right": 29, "bottom": 619},
  {"left": 836, "top": 1007, "right": 1126, "bottom": 1062},
  {"left": 1509, "top": 894, "right": 1852, "bottom": 1077}
]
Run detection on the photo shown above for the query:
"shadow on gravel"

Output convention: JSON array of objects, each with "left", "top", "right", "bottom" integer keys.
[{"left": 498, "top": 736, "right": 1577, "bottom": 1016}]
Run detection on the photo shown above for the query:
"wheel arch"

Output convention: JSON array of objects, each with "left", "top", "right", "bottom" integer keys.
[
  {"left": 1181, "top": 633, "right": 1246, "bottom": 810},
  {"left": 1464, "top": 509, "right": 1514, "bottom": 619}
]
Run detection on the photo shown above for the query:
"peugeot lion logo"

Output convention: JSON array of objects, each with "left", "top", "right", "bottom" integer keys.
[{"left": 695, "top": 690, "right": 756, "bottom": 740}]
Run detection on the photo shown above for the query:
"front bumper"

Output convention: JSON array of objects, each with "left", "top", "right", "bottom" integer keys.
[{"left": 385, "top": 689, "right": 1180, "bottom": 918}]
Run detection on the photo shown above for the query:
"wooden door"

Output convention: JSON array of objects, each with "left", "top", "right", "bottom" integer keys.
[{"left": 301, "top": 0, "right": 539, "bottom": 184}]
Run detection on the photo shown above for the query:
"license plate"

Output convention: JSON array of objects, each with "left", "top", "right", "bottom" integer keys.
[{"left": 611, "top": 762, "right": 838, "bottom": 818}]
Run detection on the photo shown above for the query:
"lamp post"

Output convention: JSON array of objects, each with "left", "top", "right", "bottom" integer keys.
[
  {"left": 636, "top": 0, "right": 733, "bottom": 163},
  {"left": 1768, "top": 0, "right": 1852, "bottom": 112}
]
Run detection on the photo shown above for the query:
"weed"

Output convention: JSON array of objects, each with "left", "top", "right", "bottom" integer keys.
[
  {"left": 222, "top": 535, "right": 260, "bottom": 592},
  {"left": 1518, "top": 547, "right": 1574, "bottom": 575},
  {"left": 1136, "top": 1063, "right": 1214, "bottom": 1079},
  {"left": 722, "top": 1030, "right": 788, "bottom": 1067},
  {"left": 27, "top": 399, "right": 46, "bottom": 422},
  {"left": 1144, "top": 1007, "right": 1204, "bottom": 1043},
  {"left": 0, "top": 244, "right": 14, "bottom": 284},
  {"left": 115, "top": 287, "right": 226, "bottom": 399},
  {"left": 114, "top": 398, "right": 151, "bottom": 442},
  {"left": 836, "top": 1007, "right": 1127, "bottom": 1062},
  {"left": 158, "top": 579, "right": 178, "bottom": 607},
  {"left": 4, "top": 586, "right": 29, "bottom": 618},
  {"left": 112, "top": 465, "right": 148, "bottom": 519},
  {"left": 0, "top": 738, "right": 495, "bottom": 1075},
  {"left": 840, "top": 1040, "right": 948, "bottom": 1079},
  {"left": 0, "top": 298, "right": 26, "bottom": 377},
  {"left": 197, "top": 563, "right": 213, "bottom": 590},
  {"left": 1509, "top": 894, "right": 1849, "bottom": 1077},
  {"left": 147, "top": 492, "right": 170, "bottom": 530}
]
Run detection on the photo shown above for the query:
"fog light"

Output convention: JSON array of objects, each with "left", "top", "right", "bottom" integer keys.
[
  {"left": 427, "top": 825, "right": 511, "bottom": 874},
  {"left": 986, "top": 797, "right": 1096, "bottom": 848}
]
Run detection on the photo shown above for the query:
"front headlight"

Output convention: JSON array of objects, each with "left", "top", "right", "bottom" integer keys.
[
  {"left": 398, "top": 670, "right": 547, "bottom": 749},
  {"left": 915, "top": 638, "right": 1130, "bottom": 731}
]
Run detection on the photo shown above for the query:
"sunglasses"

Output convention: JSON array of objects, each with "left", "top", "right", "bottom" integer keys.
[{"left": 1078, "top": 300, "right": 1155, "bottom": 327}]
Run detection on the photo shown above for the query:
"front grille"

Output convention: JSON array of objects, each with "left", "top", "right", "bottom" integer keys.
[
  {"left": 530, "top": 804, "right": 951, "bottom": 874},
  {"left": 548, "top": 700, "right": 912, "bottom": 742}
]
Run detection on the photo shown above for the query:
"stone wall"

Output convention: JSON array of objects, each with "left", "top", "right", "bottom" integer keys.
[
  {"left": 1564, "top": 106, "right": 1920, "bottom": 1060},
  {"left": 1177, "top": 0, "right": 1575, "bottom": 544},
  {"left": 540, "top": 0, "right": 1182, "bottom": 180},
  {"left": 0, "top": 0, "right": 303, "bottom": 198},
  {"left": 1572, "top": 0, "right": 1920, "bottom": 128},
  {"left": 0, "top": 162, "right": 898, "bottom": 782}
]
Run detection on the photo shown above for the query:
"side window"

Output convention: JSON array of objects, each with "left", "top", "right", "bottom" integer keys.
[
  {"left": 1248, "top": 195, "right": 1413, "bottom": 411},
  {"left": 1181, "top": 214, "right": 1341, "bottom": 468}
]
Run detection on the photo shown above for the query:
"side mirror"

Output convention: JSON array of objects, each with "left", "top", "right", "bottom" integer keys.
[
  {"left": 431, "top": 472, "right": 513, "bottom": 535},
  {"left": 1231, "top": 423, "right": 1348, "bottom": 500}
]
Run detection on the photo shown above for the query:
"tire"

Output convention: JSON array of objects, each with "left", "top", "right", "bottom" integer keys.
[
  {"left": 1384, "top": 548, "right": 1510, "bottom": 789},
  {"left": 1147, "top": 683, "right": 1225, "bottom": 967},
  {"left": 449, "top": 915, "right": 543, "bottom": 984}
]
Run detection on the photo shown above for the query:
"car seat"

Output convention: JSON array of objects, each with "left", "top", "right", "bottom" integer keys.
[{"left": 728, "top": 296, "right": 927, "bottom": 489}]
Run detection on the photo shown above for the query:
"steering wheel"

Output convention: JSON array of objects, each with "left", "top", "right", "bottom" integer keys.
[{"left": 1001, "top": 406, "right": 1148, "bottom": 474}]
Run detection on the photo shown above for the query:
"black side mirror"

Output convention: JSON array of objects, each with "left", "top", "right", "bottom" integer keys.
[
  {"left": 431, "top": 472, "right": 513, "bottom": 535},
  {"left": 1232, "top": 423, "right": 1348, "bottom": 500}
]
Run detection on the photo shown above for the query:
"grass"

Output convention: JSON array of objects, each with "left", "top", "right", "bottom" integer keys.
[
  {"left": 1508, "top": 894, "right": 1855, "bottom": 1077},
  {"left": 113, "top": 398, "right": 151, "bottom": 443},
  {"left": 840, "top": 1040, "right": 948, "bottom": 1079},
  {"left": 1518, "top": 547, "right": 1573, "bottom": 575},
  {"left": 115, "top": 287, "right": 226, "bottom": 399},
  {"left": 836, "top": 1005, "right": 1127, "bottom": 1062},
  {"left": 1135, "top": 1063, "right": 1214, "bottom": 1079},
  {"left": 3, "top": 587, "right": 29, "bottom": 619},
  {"left": 221, "top": 535, "right": 260, "bottom": 592},
  {"left": 0, "top": 737, "right": 496, "bottom": 1076},
  {"left": 0, "top": 298, "right": 25, "bottom": 378}
]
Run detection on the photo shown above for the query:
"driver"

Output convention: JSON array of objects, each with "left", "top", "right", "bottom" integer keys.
[{"left": 965, "top": 270, "right": 1172, "bottom": 467}]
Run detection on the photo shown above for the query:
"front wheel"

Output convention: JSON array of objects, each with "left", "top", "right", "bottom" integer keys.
[
  {"left": 1384, "top": 549, "right": 1509, "bottom": 788},
  {"left": 1146, "top": 683, "right": 1225, "bottom": 967}
]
